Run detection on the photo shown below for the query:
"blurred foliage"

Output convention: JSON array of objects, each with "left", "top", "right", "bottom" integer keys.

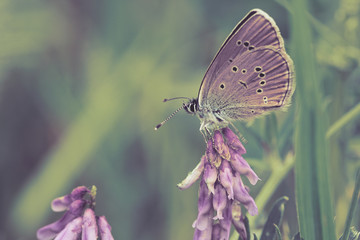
[{"left": 0, "top": 0, "right": 359, "bottom": 239}]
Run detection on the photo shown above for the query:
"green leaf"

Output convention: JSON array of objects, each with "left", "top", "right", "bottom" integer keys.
[
  {"left": 260, "top": 196, "right": 288, "bottom": 240},
  {"left": 290, "top": 0, "right": 336, "bottom": 239}
]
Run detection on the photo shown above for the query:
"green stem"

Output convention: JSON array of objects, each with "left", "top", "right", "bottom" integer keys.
[{"left": 326, "top": 103, "right": 360, "bottom": 139}]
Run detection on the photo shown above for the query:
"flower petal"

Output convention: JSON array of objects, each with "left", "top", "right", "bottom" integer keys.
[
  {"left": 231, "top": 201, "right": 247, "bottom": 239},
  {"left": 37, "top": 200, "right": 87, "bottom": 240},
  {"left": 51, "top": 195, "right": 72, "bottom": 212},
  {"left": 229, "top": 148, "right": 260, "bottom": 185},
  {"left": 233, "top": 174, "right": 258, "bottom": 216},
  {"left": 203, "top": 163, "right": 217, "bottom": 194},
  {"left": 213, "top": 130, "right": 230, "bottom": 160},
  {"left": 193, "top": 217, "right": 213, "bottom": 240},
  {"left": 206, "top": 140, "right": 217, "bottom": 165},
  {"left": 53, "top": 217, "right": 82, "bottom": 240},
  {"left": 192, "top": 180, "right": 213, "bottom": 231},
  {"left": 177, "top": 156, "right": 206, "bottom": 190},
  {"left": 219, "top": 161, "right": 234, "bottom": 199},
  {"left": 211, "top": 223, "right": 221, "bottom": 240},
  {"left": 98, "top": 216, "right": 115, "bottom": 240},
  {"left": 218, "top": 201, "right": 232, "bottom": 240},
  {"left": 81, "top": 209, "right": 98, "bottom": 240},
  {"left": 51, "top": 186, "right": 89, "bottom": 212},
  {"left": 222, "top": 127, "right": 246, "bottom": 154},
  {"left": 70, "top": 186, "right": 90, "bottom": 201},
  {"left": 212, "top": 184, "right": 227, "bottom": 220}
]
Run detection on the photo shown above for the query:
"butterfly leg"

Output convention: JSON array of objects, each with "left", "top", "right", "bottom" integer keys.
[{"left": 229, "top": 122, "right": 248, "bottom": 144}]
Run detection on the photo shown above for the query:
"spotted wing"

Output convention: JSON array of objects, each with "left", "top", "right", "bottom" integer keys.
[
  {"left": 205, "top": 47, "right": 295, "bottom": 120},
  {"left": 198, "top": 9, "right": 286, "bottom": 107}
]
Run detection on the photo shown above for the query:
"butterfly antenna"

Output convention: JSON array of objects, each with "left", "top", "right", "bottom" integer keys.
[
  {"left": 155, "top": 105, "right": 185, "bottom": 130},
  {"left": 163, "top": 97, "right": 191, "bottom": 102}
]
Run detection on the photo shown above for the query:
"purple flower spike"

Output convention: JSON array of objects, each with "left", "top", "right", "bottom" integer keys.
[
  {"left": 212, "top": 184, "right": 227, "bottom": 220},
  {"left": 178, "top": 156, "right": 206, "bottom": 190},
  {"left": 231, "top": 201, "right": 247, "bottom": 240},
  {"left": 193, "top": 180, "right": 213, "bottom": 231},
  {"left": 98, "top": 216, "right": 115, "bottom": 240},
  {"left": 219, "top": 160, "right": 234, "bottom": 200},
  {"left": 204, "top": 163, "right": 217, "bottom": 194},
  {"left": 37, "top": 185, "right": 115, "bottom": 240},
  {"left": 213, "top": 130, "right": 230, "bottom": 160},
  {"left": 222, "top": 127, "right": 246, "bottom": 154},
  {"left": 229, "top": 148, "right": 260, "bottom": 185},
  {"left": 81, "top": 208, "right": 98, "bottom": 240},
  {"left": 54, "top": 217, "right": 82, "bottom": 240},
  {"left": 233, "top": 173, "right": 258, "bottom": 216},
  {"left": 180, "top": 127, "right": 259, "bottom": 240}
]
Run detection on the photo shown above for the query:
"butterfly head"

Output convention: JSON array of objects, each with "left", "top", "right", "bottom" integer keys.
[{"left": 184, "top": 98, "right": 198, "bottom": 115}]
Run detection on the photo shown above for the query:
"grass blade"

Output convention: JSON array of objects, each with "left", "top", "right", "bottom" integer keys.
[
  {"left": 342, "top": 169, "right": 360, "bottom": 240},
  {"left": 326, "top": 103, "right": 360, "bottom": 139},
  {"left": 290, "top": 0, "right": 336, "bottom": 239}
]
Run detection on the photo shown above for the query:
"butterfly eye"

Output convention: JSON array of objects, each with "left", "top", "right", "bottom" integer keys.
[
  {"left": 248, "top": 45, "right": 255, "bottom": 51},
  {"left": 241, "top": 69, "right": 247, "bottom": 74},
  {"left": 251, "top": 110, "right": 255, "bottom": 114},
  {"left": 259, "top": 72, "right": 266, "bottom": 78},
  {"left": 256, "top": 88, "right": 263, "bottom": 94},
  {"left": 243, "top": 41, "right": 250, "bottom": 47},
  {"left": 219, "top": 83, "right": 225, "bottom": 89},
  {"left": 254, "top": 66, "right": 262, "bottom": 72},
  {"left": 236, "top": 40, "right": 242, "bottom": 46},
  {"left": 232, "top": 66, "right": 238, "bottom": 73},
  {"left": 228, "top": 59, "right": 233, "bottom": 63},
  {"left": 259, "top": 80, "right": 266, "bottom": 86}
]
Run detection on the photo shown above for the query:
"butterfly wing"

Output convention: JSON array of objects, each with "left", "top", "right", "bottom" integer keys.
[
  {"left": 204, "top": 46, "right": 294, "bottom": 121},
  {"left": 198, "top": 9, "right": 287, "bottom": 107}
]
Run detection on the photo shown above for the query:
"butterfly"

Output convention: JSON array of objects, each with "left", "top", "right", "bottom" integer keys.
[{"left": 156, "top": 9, "right": 295, "bottom": 137}]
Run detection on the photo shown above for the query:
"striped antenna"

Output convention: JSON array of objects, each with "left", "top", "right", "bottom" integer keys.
[
  {"left": 163, "top": 97, "right": 191, "bottom": 102},
  {"left": 154, "top": 104, "right": 185, "bottom": 130}
]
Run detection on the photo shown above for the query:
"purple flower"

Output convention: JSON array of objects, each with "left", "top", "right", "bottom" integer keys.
[
  {"left": 178, "top": 127, "right": 260, "bottom": 240},
  {"left": 37, "top": 186, "right": 114, "bottom": 240}
]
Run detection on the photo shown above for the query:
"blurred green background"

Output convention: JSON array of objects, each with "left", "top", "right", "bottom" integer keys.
[{"left": 0, "top": 0, "right": 359, "bottom": 239}]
